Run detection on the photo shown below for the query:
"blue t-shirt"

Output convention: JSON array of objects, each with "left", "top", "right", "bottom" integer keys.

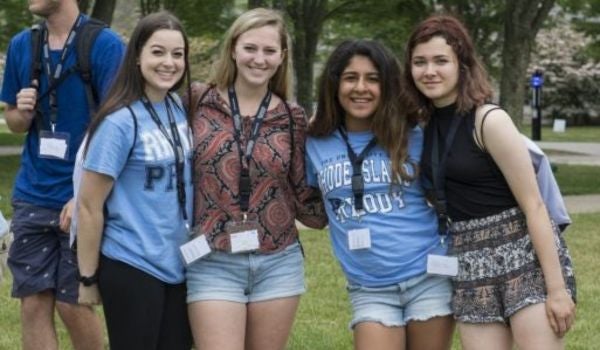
[
  {"left": 83, "top": 98, "right": 193, "bottom": 284},
  {"left": 0, "top": 17, "right": 125, "bottom": 209},
  {"left": 306, "top": 126, "right": 445, "bottom": 287}
]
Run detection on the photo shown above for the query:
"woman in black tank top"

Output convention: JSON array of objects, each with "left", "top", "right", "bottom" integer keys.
[{"left": 401, "top": 14, "right": 576, "bottom": 350}]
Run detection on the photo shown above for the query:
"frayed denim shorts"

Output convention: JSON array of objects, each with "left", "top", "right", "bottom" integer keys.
[
  {"left": 186, "top": 242, "right": 305, "bottom": 304},
  {"left": 347, "top": 273, "right": 453, "bottom": 329}
]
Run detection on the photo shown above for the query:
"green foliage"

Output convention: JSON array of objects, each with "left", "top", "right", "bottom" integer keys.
[{"left": 0, "top": 1, "right": 33, "bottom": 52}]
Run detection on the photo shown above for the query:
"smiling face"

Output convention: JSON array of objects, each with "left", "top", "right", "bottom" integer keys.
[
  {"left": 410, "top": 36, "right": 460, "bottom": 107},
  {"left": 232, "top": 25, "right": 284, "bottom": 91},
  {"left": 139, "top": 29, "right": 186, "bottom": 102},
  {"left": 338, "top": 55, "right": 381, "bottom": 131}
]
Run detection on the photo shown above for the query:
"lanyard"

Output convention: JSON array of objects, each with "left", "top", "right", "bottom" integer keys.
[
  {"left": 227, "top": 86, "right": 272, "bottom": 213},
  {"left": 430, "top": 115, "right": 462, "bottom": 234},
  {"left": 338, "top": 127, "right": 378, "bottom": 211},
  {"left": 141, "top": 95, "right": 188, "bottom": 222},
  {"left": 41, "top": 14, "right": 84, "bottom": 132}
]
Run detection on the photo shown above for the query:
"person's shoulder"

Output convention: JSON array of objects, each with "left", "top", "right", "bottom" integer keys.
[
  {"left": 6, "top": 28, "right": 33, "bottom": 50},
  {"left": 474, "top": 104, "right": 511, "bottom": 123}
]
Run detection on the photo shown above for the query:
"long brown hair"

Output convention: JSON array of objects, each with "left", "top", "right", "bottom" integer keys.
[
  {"left": 403, "top": 14, "right": 492, "bottom": 120},
  {"left": 310, "top": 39, "right": 415, "bottom": 182},
  {"left": 85, "top": 11, "right": 191, "bottom": 154}
]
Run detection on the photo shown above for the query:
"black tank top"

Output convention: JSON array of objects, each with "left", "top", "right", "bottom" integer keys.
[{"left": 421, "top": 104, "right": 518, "bottom": 221}]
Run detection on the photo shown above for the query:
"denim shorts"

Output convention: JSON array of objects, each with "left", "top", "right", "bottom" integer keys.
[
  {"left": 8, "top": 200, "right": 79, "bottom": 304},
  {"left": 186, "top": 242, "right": 305, "bottom": 304},
  {"left": 347, "top": 273, "right": 453, "bottom": 329}
]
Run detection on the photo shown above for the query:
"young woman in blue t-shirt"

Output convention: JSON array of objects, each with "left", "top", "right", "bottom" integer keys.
[{"left": 305, "top": 39, "right": 454, "bottom": 350}]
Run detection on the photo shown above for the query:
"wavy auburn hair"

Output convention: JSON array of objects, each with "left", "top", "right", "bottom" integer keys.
[{"left": 402, "top": 14, "right": 492, "bottom": 120}]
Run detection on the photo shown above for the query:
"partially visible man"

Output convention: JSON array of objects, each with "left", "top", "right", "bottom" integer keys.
[{"left": 0, "top": 1, "right": 124, "bottom": 349}]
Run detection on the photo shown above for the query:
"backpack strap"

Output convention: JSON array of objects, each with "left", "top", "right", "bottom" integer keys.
[
  {"left": 30, "top": 23, "right": 46, "bottom": 132},
  {"left": 473, "top": 105, "right": 503, "bottom": 152},
  {"left": 125, "top": 105, "right": 138, "bottom": 161},
  {"left": 75, "top": 18, "right": 108, "bottom": 111}
]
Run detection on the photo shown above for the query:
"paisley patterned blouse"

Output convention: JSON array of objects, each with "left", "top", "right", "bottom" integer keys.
[{"left": 190, "top": 84, "right": 327, "bottom": 253}]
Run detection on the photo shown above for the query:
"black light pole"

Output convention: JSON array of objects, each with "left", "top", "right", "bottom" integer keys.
[{"left": 530, "top": 69, "right": 544, "bottom": 141}]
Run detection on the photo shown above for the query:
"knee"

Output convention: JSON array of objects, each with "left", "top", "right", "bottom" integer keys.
[
  {"left": 56, "top": 301, "right": 94, "bottom": 321},
  {"left": 21, "top": 291, "right": 55, "bottom": 320}
]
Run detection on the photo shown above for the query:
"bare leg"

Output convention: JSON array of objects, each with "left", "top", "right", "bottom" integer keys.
[
  {"left": 458, "top": 321, "right": 512, "bottom": 350},
  {"left": 56, "top": 301, "right": 104, "bottom": 350},
  {"left": 406, "top": 315, "right": 454, "bottom": 350},
  {"left": 188, "top": 300, "right": 247, "bottom": 350},
  {"left": 21, "top": 291, "right": 58, "bottom": 350},
  {"left": 246, "top": 296, "right": 300, "bottom": 350},
  {"left": 511, "top": 303, "right": 565, "bottom": 350},
  {"left": 354, "top": 322, "right": 406, "bottom": 350}
]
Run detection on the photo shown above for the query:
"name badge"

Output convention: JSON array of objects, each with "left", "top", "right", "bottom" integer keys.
[
  {"left": 348, "top": 228, "right": 371, "bottom": 250},
  {"left": 180, "top": 234, "right": 211, "bottom": 265},
  {"left": 39, "top": 131, "right": 70, "bottom": 160},
  {"left": 427, "top": 254, "right": 458, "bottom": 277},
  {"left": 230, "top": 229, "right": 260, "bottom": 253}
]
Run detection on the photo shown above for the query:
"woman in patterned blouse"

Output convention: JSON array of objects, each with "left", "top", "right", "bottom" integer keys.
[{"left": 185, "top": 7, "right": 327, "bottom": 350}]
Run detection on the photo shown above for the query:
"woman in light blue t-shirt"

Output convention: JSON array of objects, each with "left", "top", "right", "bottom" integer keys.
[
  {"left": 305, "top": 39, "right": 454, "bottom": 349},
  {"left": 75, "top": 11, "right": 193, "bottom": 350}
]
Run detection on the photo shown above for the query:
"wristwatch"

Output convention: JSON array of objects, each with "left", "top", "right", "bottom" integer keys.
[{"left": 77, "top": 271, "right": 99, "bottom": 287}]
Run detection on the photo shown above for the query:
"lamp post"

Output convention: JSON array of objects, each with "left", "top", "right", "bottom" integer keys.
[{"left": 530, "top": 69, "right": 544, "bottom": 141}]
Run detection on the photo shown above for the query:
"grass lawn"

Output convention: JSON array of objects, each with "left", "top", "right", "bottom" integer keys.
[
  {"left": 0, "top": 156, "right": 19, "bottom": 217},
  {"left": 0, "top": 122, "right": 26, "bottom": 147},
  {"left": 554, "top": 165, "right": 600, "bottom": 195},
  {"left": 1, "top": 216, "right": 598, "bottom": 349}
]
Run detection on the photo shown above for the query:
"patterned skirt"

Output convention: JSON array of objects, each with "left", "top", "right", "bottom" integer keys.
[{"left": 449, "top": 207, "right": 576, "bottom": 324}]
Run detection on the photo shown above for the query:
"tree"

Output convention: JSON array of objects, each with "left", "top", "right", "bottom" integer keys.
[
  {"left": 0, "top": 1, "right": 32, "bottom": 52},
  {"left": 529, "top": 17, "right": 600, "bottom": 124},
  {"left": 499, "top": 0, "right": 555, "bottom": 126}
]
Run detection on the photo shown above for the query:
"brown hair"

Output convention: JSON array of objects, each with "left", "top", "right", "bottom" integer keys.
[
  {"left": 403, "top": 14, "right": 492, "bottom": 120},
  {"left": 310, "top": 39, "right": 415, "bottom": 182},
  {"left": 85, "top": 11, "right": 191, "bottom": 154}
]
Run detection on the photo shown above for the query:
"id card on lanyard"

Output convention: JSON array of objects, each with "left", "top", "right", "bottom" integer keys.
[
  {"left": 37, "top": 15, "right": 84, "bottom": 161},
  {"left": 338, "top": 128, "right": 378, "bottom": 251},
  {"left": 426, "top": 115, "right": 461, "bottom": 277},
  {"left": 225, "top": 86, "right": 272, "bottom": 253}
]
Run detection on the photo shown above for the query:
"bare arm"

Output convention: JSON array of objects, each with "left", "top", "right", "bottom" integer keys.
[
  {"left": 76, "top": 170, "right": 114, "bottom": 305},
  {"left": 477, "top": 107, "right": 575, "bottom": 337}
]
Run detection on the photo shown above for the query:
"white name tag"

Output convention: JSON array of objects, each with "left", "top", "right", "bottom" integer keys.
[
  {"left": 40, "top": 137, "right": 68, "bottom": 160},
  {"left": 180, "top": 234, "right": 211, "bottom": 265},
  {"left": 348, "top": 228, "right": 371, "bottom": 250},
  {"left": 230, "top": 229, "right": 259, "bottom": 253},
  {"left": 427, "top": 254, "right": 458, "bottom": 277}
]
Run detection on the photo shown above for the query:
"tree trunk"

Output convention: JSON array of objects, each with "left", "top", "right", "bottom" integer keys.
[
  {"left": 91, "top": 0, "right": 117, "bottom": 25},
  {"left": 499, "top": 0, "right": 554, "bottom": 127},
  {"left": 286, "top": 0, "right": 328, "bottom": 116}
]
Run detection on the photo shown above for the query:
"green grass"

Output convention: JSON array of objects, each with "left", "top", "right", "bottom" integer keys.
[
  {"left": 1, "top": 219, "right": 598, "bottom": 349},
  {"left": 0, "top": 122, "right": 27, "bottom": 146},
  {"left": 0, "top": 156, "right": 19, "bottom": 217},
  {"left": 519, "top": 125, "right": 600, "bottom": 142},
  {"left": 554, "top": 165, "right": 600, "bottom": 195}
]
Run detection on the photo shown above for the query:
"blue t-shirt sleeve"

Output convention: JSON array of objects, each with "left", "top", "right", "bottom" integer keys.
[
  {"left": 91, "top": 29, "right": 125, "bottom": 101},
  {"left": 305, "top": 141, "right": 319, "bottom": 188},
  {"left": 0, "top": 33, "right": 27, "bottom": 105},
  {"left": 83, "top": 109, "right": 134, "bottom": 179}
]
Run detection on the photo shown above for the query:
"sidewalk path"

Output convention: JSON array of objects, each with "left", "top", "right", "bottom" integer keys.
[
  {"left": 537, "top": 141, "right": 600, "bottom": 166},
  {"left": 0, "top": 146, "right": 21, "bottom": 156}
]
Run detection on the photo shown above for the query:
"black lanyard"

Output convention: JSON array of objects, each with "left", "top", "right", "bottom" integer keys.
[
  {"left": 41, "top": 14, "right": 84, "bottom": 132},
  {"left": 339, "top": 127, "right": 378, "bottom": 211},
  {"left": 228, "top": 86, "right": 272, "bottom": 213},
  {"left": 430, "top": 115, "right": 462, "bottom": 233},
  {"left": 141, "top": 95, "right": 188, "bottom": 221}
]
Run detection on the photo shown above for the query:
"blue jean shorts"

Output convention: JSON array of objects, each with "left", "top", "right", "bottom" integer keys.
[
  {"left": 8, "top": 200, "right": 79, "bottom": 304},
  {"left": 186, "top": 242, "right": 305, "bottom": 304},
  {"left": 347, "top": 273, "right": 453, "bottom": 329}
]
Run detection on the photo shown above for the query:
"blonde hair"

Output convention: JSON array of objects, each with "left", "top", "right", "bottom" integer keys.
[{"left": 209, "top": 8, "right": 294, "bottom": 100}]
